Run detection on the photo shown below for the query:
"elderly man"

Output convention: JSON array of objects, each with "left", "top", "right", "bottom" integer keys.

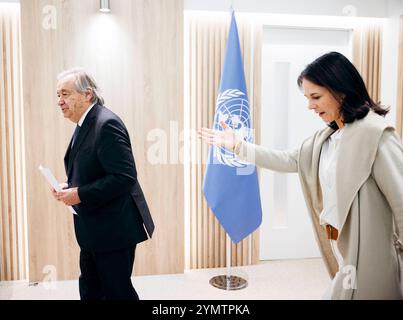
[{"left": 53, "top": 68, "right": 154, "bottom": 300}]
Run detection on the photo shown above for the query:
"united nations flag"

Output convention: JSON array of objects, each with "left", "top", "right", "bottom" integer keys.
[{"left": 203, "top": 11, "right": 262, "bottom": 244}]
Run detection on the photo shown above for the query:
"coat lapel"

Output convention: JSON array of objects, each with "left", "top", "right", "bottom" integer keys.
[
  {"left": 298, "top": 126, "right": 337, "bottom": 276},
  {"left": 65, "top": 105, "right": 100, "bottom": 177},
  {"left": 336, "top": 111, "right": 391, "bottom": 237},
  {"left": 299, "top": 127, "right": 334, "bottom": 216},
  {"left": 298, "top": 111, "right": 392, "bottom": 280}
]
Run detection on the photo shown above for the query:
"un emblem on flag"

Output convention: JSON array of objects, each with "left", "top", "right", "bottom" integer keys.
[{"left": 213, "top": 89, "right": 253, "bottom": 168}]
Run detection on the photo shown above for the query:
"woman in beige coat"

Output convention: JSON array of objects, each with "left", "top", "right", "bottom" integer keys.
[{"left": 199, "top": 52, "right": 403, "bottom": 299}]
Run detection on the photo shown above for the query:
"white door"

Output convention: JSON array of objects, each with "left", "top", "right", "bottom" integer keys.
[{"left": 259, "top": 26, "right": 351, "bottom": 260}]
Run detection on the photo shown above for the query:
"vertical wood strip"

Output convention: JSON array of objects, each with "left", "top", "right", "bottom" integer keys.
[
  {"left": 352, "top": 21, "right": 383, "bottom": 104},
  {"left": 0, "top": 4, "right": 27, "bottom": 281},
  {"left": 396, "top": 15, "right": 403, "bottom": 138}
]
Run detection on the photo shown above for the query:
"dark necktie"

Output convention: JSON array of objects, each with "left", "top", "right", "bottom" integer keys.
[{"left": 71, "top": 124, "right": 81, "bottom": 147}]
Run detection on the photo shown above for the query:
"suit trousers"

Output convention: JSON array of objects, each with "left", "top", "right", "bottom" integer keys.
[{"left": 79, "top": 245, "right": 139, "bottom": 300}]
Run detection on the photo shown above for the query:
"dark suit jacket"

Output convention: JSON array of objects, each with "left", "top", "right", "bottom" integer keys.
[{"left": 64, "top": 104, "right": 154, "bottom": 252}]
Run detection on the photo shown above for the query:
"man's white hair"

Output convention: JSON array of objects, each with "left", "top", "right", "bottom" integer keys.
[{"left": 57, "top": 68, "right": 104, "bottom": 105}]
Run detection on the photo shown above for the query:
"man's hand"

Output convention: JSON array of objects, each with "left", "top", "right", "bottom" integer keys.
[
  {"left": 54, "top": 187, "right": 81, "bottom": 206},
  {"left": 51, "top": 182, "right": 68, "bottom": 200}
]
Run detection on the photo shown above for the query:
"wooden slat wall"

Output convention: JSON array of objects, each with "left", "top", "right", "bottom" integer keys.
[
  {"left": 352, "top": 20, "right": 383, "bottom": 103},
  {"left": 187, "top": 13, "right": 262, "bottom": 269},
  {"left": 396, "top": 15, "right": 403, "bottom": 138},
  {"left": 0, "top": 4, "right": 27, "bottom": 281},
  {"left": 20, "top": 0, "right": 183, "bottom": 282}
]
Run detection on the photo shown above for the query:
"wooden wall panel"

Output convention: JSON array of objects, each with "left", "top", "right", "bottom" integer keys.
[
  {"left": 0, "top": 3, "right": 27, "bottom": 281},
  {"left": 396, "top": 15, "right": 403, "bottom": 138},
  {"left": 21, "top": 0, "right": 183, "bottom": 282},
  {"left": 352, "top": 21, "right": 383, "bottom": 103}
]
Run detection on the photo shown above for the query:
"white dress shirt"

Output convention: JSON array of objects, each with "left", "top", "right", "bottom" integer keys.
[
  {"left": 319, "top": 127, "right": 345, "bottom": 269},
  {"left": 78, "top": 103, "right": 95, "bottom": 127}
]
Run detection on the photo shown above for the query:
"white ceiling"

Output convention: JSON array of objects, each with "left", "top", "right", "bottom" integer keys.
[{"left": 184, "top": 0, "right": 391, "bottom": 18}]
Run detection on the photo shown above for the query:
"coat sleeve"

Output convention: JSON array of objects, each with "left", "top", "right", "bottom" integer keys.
[
  {"left": 77, "top": 118, "right": 137, "bottom": 206},
  {"left": 235, "top": 141, "right": 299, "bottom": 173},
  {"left": 372, "top": 128, "right": 403, "bottom": 251}
]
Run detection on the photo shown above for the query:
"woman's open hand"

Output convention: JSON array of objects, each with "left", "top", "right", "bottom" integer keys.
[{"left": 198, "top": 121, "right": 240, "bottom": 151}]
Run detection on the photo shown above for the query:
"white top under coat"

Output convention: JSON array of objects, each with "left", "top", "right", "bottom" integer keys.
[
  {"left": 319, "top": 127, "right": 344, "bottom": 229},
  {"left": 319, "top": 126, "right": 345, "bottom": 268}
]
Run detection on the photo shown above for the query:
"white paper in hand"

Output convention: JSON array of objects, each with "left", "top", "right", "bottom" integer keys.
[{"left": 38, "top": 165, "right": 78, "bottom": 215}]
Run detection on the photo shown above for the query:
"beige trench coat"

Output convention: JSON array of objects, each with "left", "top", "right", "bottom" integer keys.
[{"left": 238, "top": 111, "right": 403, "bottom": 299}]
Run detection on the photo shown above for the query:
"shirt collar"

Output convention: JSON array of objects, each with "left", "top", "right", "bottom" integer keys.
[
  {"left": 329, "top": 126, "right": 345, "bottom": 141},
  {"left": 78, "top": 103, "right": 95, "bottom": 127}
]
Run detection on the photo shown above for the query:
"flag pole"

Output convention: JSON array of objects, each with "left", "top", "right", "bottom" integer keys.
[
  {"left": 205, "top": 7, "right": 258, "bottom": 292},
  {"left": 226, "top": 233, "right": 231, "bottom": 279},
  {"left": 209, "top": 233, "right": 248, "bottom": 290}
]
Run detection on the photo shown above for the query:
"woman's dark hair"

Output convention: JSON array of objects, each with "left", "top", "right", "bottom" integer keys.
[{"left": 297, "top": 52, "right": 389, "bottom": 130}]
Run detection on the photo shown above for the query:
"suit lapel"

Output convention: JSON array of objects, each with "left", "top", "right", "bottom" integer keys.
[
  {"left": 64, "top": 139, "right": 72, "bottom": 172},
  {"left": 66, "top": 105, "right": 100, "bottom": 177}
]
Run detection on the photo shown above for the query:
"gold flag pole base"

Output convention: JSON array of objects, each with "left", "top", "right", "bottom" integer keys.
[{"left": 209, "top": 275, "right": 248, "bottom": 291}]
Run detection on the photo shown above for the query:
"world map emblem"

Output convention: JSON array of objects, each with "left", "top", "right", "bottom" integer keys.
[{"left": 213, "top": 89, "right": 253, "bottom": 168}]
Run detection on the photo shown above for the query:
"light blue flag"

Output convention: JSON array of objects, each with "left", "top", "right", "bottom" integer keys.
[{"left": 203, "top": 11, "right": 262, "bottom": 244}]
